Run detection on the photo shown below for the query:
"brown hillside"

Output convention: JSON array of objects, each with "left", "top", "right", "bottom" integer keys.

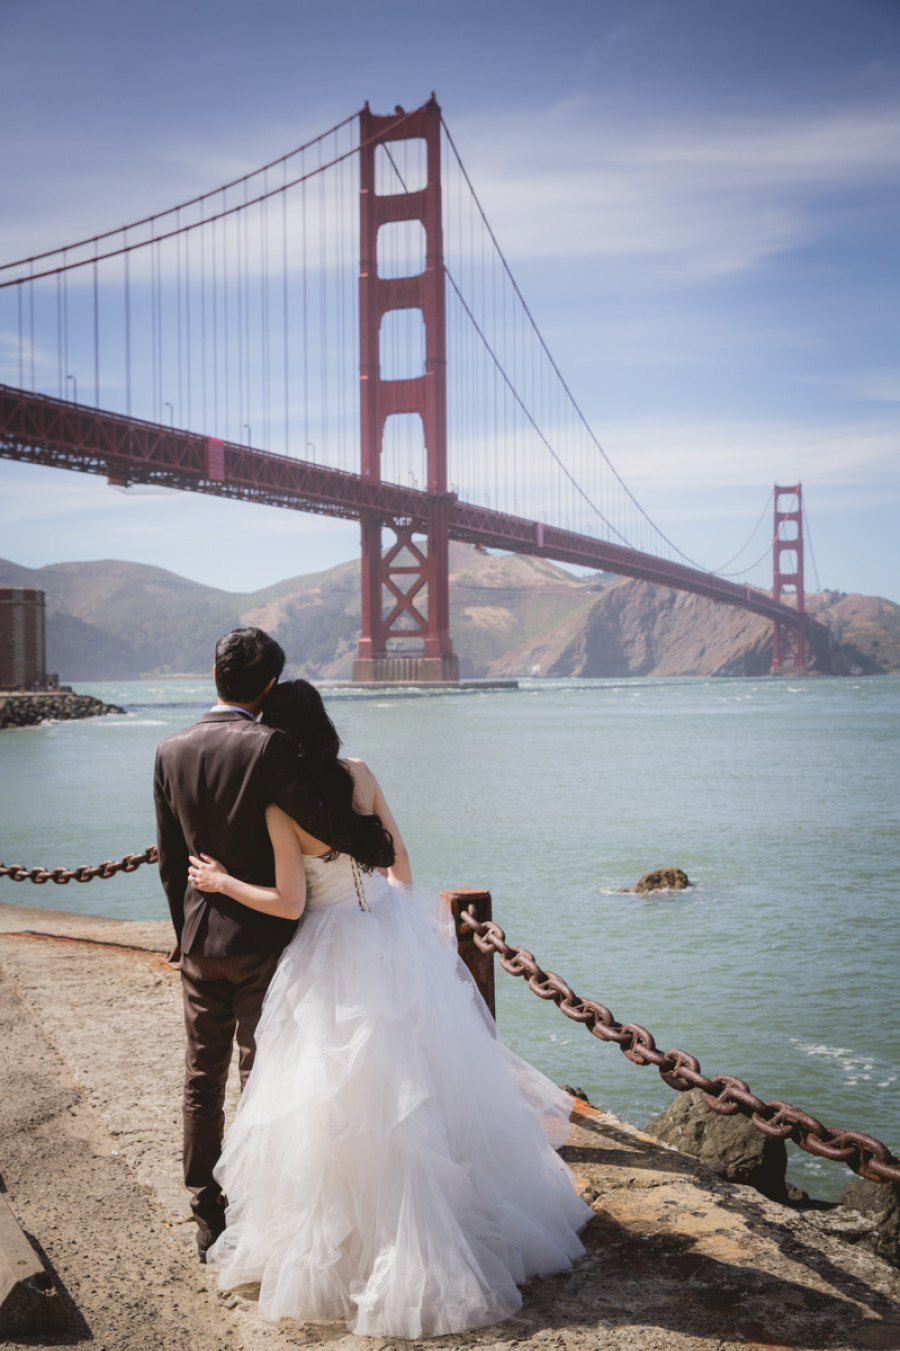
[
  {"left": 0, "top": 553, "right": 895, "bottom": 680},
  {"left": 805, "top": 592, "right": 900, "bottom": 671},
  {"left": 486, "top": 579, "right": 889, "bottom": 678}
]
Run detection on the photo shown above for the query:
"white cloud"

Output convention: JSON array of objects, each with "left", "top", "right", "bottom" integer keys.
[
  {"left": 5, "top": 94, "right": 897, "bottom": 291},
  {"left": 448, "top": 99, "right": 900, "bottom": 278},
  {"left": 595, "top": 415, "right": 900, "bottom": 490}
]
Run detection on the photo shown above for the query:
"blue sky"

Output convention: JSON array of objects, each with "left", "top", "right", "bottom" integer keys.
[{"left": 1, "top": 0, "right": 898, "bottom": 599}]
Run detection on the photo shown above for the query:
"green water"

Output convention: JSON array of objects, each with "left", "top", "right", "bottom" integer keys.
[{"left": 2, "top": 674, "right": 898, "bottom": 1200}]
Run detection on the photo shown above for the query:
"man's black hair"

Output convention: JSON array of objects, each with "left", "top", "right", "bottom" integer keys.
[{"left": 214, "top": 628, "right": 286, "bottom": 704}]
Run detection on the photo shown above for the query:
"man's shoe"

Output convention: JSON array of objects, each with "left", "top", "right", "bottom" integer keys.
[{"left": 196, "top": 1222, "right": 225, "bottom": 1264}]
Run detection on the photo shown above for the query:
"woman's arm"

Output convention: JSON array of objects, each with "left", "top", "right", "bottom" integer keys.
[
  {"left": 362, "top": 763, "right": 413, "bottom": 886},
  {"left": 187, "top": 805, "right": 306, "bottom": 920}
]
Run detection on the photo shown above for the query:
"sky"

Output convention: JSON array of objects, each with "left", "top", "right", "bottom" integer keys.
[{"left": 1, "top": 0, "right": 898, "bottom": 600}]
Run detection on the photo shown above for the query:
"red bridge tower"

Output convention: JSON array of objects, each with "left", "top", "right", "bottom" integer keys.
[
  {"left": 352, "top": 96, "right": 459, "bottom": 684},
  {"left": 770, "top": 483, "right": 807, "bottom": 675}
]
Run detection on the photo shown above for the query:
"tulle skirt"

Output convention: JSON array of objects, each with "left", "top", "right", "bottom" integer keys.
[{"left": 206, "top": 870, "right": 591, "bottom": 1337}]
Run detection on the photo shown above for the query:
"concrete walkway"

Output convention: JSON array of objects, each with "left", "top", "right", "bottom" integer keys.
[{"left": 1, "top": 897, "right": 899, "bottom": 1351}]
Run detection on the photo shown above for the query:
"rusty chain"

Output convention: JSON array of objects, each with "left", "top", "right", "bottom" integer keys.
[
  {"left": 460, "top": 907, "right": 900, "bottom": 1186},
  {"left": 1, "top": 850, "right": 895, "bottom": 1185},
  {"left": 0, "top": 846, "right": 158, "bottom": 884}
]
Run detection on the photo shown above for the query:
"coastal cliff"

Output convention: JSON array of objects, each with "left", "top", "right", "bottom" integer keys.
[{"left": 484, "top": 576, "right": 887, "bottom": 678}]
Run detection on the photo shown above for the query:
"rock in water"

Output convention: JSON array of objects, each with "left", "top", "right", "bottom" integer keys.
[
  {"left": 645, "top": 1087, "right": 788, "bottom": 1203},
  {"left": 838, "top": 1178, "right": 900, "bottom": 1268},
  {"left": 630, "top": 867, "right": 691, "bottom": 893}
]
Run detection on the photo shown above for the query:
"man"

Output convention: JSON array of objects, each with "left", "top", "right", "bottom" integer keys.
[{"left": 153, "top": 626, "right": 322, "bottom": 1261}]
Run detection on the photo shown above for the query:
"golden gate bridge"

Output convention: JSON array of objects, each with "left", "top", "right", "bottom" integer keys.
[{"left": 0, "top": 95, "right": 814, "bottom": 680}]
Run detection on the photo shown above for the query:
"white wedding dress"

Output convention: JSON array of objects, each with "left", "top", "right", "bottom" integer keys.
[{"left": 206, "top": 853, "right": 592, "bottom": 1338}]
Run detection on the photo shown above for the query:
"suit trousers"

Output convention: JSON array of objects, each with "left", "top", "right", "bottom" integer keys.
[{"left": 180, "top": 949, "right": 281, "bottom": 1239}]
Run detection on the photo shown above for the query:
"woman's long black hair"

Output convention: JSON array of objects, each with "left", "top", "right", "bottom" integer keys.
[{"left": 261, "top": 680, "right": 395, "bottom": 871}]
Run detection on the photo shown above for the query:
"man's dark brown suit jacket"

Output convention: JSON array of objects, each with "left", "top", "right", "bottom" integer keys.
[{"left": 153, "top": 709, "right": 321, "bottom": 956}]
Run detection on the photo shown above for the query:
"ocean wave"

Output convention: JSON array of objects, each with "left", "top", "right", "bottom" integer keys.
[
  {"left": 590, "top": 881, "right": 702, "bottom": 899},
  {"left": 100, "top": 718, "right": 167, "bottom": 727},
  {"left": 790, "top": 1039, "right": 898, "bottom": 1087},
  {"left": 123, "top": 701, "right": 209, "bottom": 711}
]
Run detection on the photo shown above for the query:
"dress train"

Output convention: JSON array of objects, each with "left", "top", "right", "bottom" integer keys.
[{"left": 207, "top": 854, "right": 591, "bottom": 1337}]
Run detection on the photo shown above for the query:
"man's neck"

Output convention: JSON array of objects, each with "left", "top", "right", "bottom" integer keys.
[{"left": 216, "top": 697, "right": 259, "bottom": 716}]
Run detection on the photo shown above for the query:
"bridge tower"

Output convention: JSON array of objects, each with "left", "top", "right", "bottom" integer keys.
[
  {"left": 352, "top": 95, "right": 459, "bottom": 684},
  {"left": 771, "top": 483, "right": 807, "bottom": 675}
]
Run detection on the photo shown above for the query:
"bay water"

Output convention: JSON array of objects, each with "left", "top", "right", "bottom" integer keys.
[{"left": 2, "top": 674, "right": 898, "bottom": 1201}]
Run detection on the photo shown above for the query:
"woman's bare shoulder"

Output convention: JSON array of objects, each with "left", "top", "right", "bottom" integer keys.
[
  {"left": 265, "top": 801, "right": 300, "bottom": 831},
  {"left": 341, "top": 755, "right": 372, "bottom": 777},
  {"left": 340, "top": 757, "right": 378, "bottom": 811}
]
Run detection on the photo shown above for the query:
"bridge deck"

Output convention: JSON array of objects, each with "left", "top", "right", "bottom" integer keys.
[{"left": 1, "top": 383, "right": 815, "bottom": 632}]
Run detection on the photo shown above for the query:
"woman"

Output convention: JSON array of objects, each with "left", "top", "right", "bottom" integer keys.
[{"left": 188, "top": 680, "right": 591, "bottom": 1338}]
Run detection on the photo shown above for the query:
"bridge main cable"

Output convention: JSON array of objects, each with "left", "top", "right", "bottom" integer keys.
[
  {"left": 441, "top": 116, "right": 714, "bottom": 575},
  {"left": 0, "top": 108, "right": 419, "bottom": 288}
]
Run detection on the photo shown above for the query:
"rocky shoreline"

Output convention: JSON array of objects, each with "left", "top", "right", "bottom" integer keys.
[
  {"left": 0, "top": 691, "right": 125, "bottom": 730},
  {"left": 644, "top": 1085, "right": 900, "bottom": 1269}
]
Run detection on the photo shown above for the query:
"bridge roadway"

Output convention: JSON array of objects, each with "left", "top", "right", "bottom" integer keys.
[{"left": 1, "top": 383, "right": 814, "bottom": 633}]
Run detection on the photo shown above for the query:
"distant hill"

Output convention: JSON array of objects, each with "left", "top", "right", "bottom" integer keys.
[
  {"left": 805, "top": 591, "right": 900, "bottom": 672},
  {"left": 484, "top": 577, "right": 894, "bottom": 678},
  {"left": 0, "top": 552, "right": 896, "bottom": 681}
]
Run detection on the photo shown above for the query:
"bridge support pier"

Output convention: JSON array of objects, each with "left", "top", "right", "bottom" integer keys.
[
  {"left": 353, "top": 95, "right": 458, "bottom": 685},
  {"left": 353, "top": 654, "right": 459, "bottom": 683}
]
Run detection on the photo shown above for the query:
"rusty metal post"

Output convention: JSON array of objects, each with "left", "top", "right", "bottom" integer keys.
[{"left": 441, "top": 887, "right": 495, "bottom": 1018}]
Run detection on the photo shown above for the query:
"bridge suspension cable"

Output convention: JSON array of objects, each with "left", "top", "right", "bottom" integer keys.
[
  {"left": 0, "top": 95, "right": 807, "bottom": 639},
  {"left": 0, "top": 114, "right": 422, "bottom": 291},
  {"left": 0, "top": 113, "right": 389, "bottom": 472},
  {"left": 0, "top": 110, "right": 362, "bottom": 281},
  {"left": 802, "top": 500, "right": 822, "bottom": 595},
  {"left": 708, "top": 487, "right": 775, "bottom": 578},
  {"left": 377, "top": 137, "right": 628, "bottom": 548},
  {"left": 439, "top": 116, "right": 715, "bottom": 573}
]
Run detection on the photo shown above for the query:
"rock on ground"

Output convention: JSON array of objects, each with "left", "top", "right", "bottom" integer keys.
[
  {"left": 644, "top": 1085, "right": 789, "bottom": 1203},
  {"left": 839, "top": 1177, "right": 900, "bottom": 1268}
]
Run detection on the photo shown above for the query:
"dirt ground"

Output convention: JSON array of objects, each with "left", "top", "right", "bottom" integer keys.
[{"left": 1, "top": 896, "right": 899, "bottom": 1351}]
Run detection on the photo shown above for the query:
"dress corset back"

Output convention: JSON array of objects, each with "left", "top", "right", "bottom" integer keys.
[{"left": 303, "top": 852, "right": 377, "bottom": 911}]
